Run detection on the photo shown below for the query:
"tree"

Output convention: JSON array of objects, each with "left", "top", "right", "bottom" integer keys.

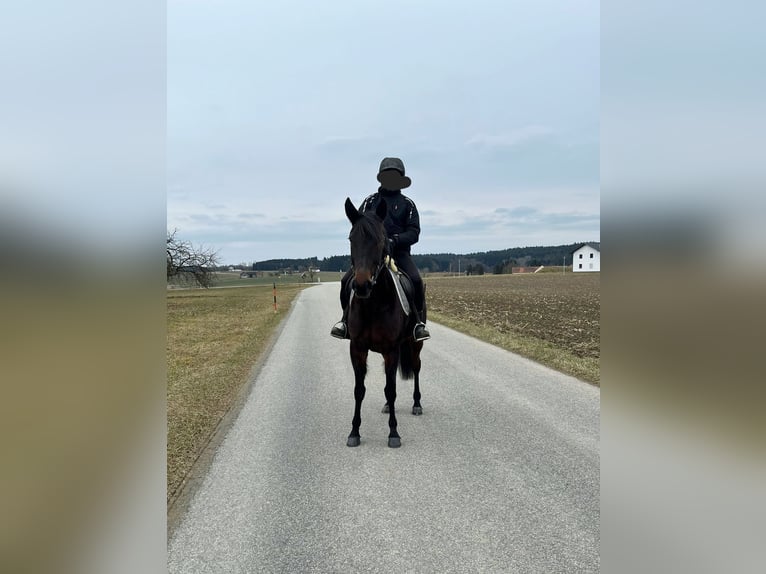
[
  {"left": 167, "top": 230, "right": 219, "bottom": 288},
  {"left": 493, "top": 259, "right": 517, "bottom": 274}
]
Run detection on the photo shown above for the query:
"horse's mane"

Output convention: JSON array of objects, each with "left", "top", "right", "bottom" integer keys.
[{"left": 350, "top": 211, "right": 386, "bottom": 242}]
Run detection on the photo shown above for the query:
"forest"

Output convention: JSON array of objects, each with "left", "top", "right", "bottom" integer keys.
[{"left": 225, "top": 242, "right": 600, "bottom": 275}]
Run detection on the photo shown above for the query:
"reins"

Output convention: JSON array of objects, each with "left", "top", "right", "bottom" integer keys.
[{"left": 353, "top": 255, "right": 386, "bottom": 291}]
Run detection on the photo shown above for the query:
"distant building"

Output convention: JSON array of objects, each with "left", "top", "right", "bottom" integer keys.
[{"left": 572, "top": 244, "right": 600, "bottom": 272}]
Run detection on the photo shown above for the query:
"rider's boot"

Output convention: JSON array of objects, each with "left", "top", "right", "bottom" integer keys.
[
  {"left": 330, "top": 305, "right": 350, "bottom": 339},
  {"left": 412, "top": 308, "right": 430, "bottom": 342}
]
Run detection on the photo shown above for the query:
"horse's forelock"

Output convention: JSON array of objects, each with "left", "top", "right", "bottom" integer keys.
[
  {"left": 350, "top": 214, "right": 386, "bottom": 276},
  {"left": 351, "top": 213, "right": 385, "bottom": 243}
]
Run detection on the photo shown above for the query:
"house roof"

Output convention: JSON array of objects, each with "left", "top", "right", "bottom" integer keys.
[{"left": 571, "top": 243, "right": 600, "bottom": 255}]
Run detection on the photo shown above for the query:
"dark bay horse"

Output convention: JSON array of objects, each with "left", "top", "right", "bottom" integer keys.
[{"left": 343, "top": 197, "right": 424, "bottom": 448}]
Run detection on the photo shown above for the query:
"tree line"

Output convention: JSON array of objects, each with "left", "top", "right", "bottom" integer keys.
[
  {"left": 169, "top": 232, "right": 599, "bottom": 288},
  {"left": 246, "top": 242, "right": 599, "bottom": 275}
]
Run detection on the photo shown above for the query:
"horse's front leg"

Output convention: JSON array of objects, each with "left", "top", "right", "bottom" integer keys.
[
  {"left": 347, "top": 343, "right": 368, "bottom": 447},
  {"left": 383, "top": 350, "right": 400, "bottom": 448}
]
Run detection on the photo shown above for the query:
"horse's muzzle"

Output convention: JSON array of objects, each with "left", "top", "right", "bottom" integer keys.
[{"left": 352, "top": 279, "right": 373, "bottom": 299}]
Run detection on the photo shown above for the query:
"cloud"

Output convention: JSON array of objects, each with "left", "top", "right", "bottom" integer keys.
[
  {"left": 166, "top": 2, "right": 600, "bottom": 265},
  {"left": 319, "top": 135, "right": 377, "bottom": 146},
  {"left": 466, "top": 126, "right": 554, "bottom": 149},
  {"left": 495, "top": 206, "right": 538, "bottom": 217},
  {"left": 313, "top": 135, "right": 391, "bottom": 169},
  {"left": 417, "top": 206, "right": 600, "bottom": 255},
  {"left": 171, "top": 202, "right": 599, "bottom": 264}
]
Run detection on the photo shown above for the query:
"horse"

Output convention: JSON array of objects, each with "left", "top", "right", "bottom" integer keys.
[{"left": 343, "top": 197, "right": 424, "bottom": 448}]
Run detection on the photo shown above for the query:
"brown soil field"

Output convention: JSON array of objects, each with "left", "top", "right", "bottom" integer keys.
[{"left": 425, "top": 272, "right": 600, "bottom": 383}]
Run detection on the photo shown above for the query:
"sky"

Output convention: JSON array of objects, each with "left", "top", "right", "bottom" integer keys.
[{"left": 167, "top": 0, "right": 599, "bottom": 265}]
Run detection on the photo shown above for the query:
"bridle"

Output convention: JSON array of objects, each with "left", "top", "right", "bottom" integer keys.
[
  {"left": 349, "top": 222, "right": 390, "bottom": 294},
  {"left": 368, "top": 256, "right": 387, "bottom": 289},
  {"left": 350, "top": 250, "right": 386, "bottom": 291}
]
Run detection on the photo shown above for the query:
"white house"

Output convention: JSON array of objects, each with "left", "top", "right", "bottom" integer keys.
[{"left": 572, "top": 244, "right": 600, "bottom": 272}]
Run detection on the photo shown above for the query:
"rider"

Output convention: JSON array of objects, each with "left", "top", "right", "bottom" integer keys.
[{"left": 331, "top": 157, "right": 431, "bottom": 342}]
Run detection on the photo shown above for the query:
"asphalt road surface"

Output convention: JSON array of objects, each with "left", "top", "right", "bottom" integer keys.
[{"left": 168, "top": 282, "right": 600, "bottom": 573}]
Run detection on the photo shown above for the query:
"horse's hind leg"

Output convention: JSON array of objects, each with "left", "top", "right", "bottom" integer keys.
[
  {"left": 412, "top": 373, "right": 422, "bottom": 415},
  {"left": 412, "top": 340, "right": 423, "bottom": 415},
  {"left": 383, "top": 351, "right": 400, "bottom": 448},
  {"left": 347, "top": 344, "right": 368, "bottom": 447}
]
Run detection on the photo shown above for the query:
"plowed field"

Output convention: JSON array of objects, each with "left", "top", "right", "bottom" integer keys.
[{"left": 425, "top": 272, "right": 599, "bottom": 382}]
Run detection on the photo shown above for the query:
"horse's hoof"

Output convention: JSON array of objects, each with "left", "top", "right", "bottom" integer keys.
[
  {"left": 381, "top": 404, "right": 389, "bottom": 413},
  {"left": 347, "top": 436, "right": 360, "bottom": 447},
  {"left": 388, "top": 436, "right": 401, "bottom": 448},
  {"left": 412, "top": 406, "right": 423, "bottom": 415}
]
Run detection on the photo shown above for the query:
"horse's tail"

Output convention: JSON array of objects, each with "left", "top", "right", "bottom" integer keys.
[{"left": 398, "top": 340, "right": 415, "bottom": 380}]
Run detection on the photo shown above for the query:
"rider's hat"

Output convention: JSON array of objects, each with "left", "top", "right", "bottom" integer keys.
[{"left": 376, "top": 157, "right": 411, "bottom": 190}]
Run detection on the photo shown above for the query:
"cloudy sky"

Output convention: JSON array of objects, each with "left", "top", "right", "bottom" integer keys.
[{"left": 168, "top": 0, "right": 599, "bottom": 265}]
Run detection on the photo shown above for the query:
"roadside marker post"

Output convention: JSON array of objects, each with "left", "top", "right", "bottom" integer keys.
[{"left": 273, "top": 282, "right": 277, "bottom": 313}]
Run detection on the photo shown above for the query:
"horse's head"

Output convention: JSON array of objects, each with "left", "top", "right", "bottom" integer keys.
[{"left": 345, "top": 197, "right": 388, "bottom": 299}]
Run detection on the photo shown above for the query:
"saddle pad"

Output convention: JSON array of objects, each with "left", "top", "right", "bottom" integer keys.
[
  {"left": 347, "top": 267, "right": 411, "bottom": 317},
  {"left": 387, "top": 267, "right": 411, "bottom": 316}
]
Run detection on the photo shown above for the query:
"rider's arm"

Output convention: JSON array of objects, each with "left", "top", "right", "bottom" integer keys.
[{"left": 392, "top": 199, "right": 420, "bottom": 248}]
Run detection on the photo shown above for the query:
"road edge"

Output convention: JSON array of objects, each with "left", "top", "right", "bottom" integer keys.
[{"left": 166, "top": 287, "right": 308, "bottom": 541}]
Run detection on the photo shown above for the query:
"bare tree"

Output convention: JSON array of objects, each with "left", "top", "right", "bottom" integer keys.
[{"left": 167, "top": 230, "right": 219, "bottom": 288}]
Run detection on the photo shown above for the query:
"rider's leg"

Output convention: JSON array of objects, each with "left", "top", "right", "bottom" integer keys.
[
  {"left": 395, "top": 255, "right": 430, "bottom": 341},
  {"left": 330, "top": 269, "right": 353, "bottom": 339}
]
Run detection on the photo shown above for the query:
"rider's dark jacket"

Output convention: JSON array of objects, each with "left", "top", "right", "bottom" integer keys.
[{"left": 359, "top": 188, "right": 421, "bottom": 255}]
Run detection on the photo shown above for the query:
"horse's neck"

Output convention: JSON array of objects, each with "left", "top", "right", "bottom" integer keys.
[{"left": 362, "top": 268, "right": 395, "bottom": 303}]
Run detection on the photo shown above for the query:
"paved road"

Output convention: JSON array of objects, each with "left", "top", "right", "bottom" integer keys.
[{"left": 168, "top": 282, "right": 600, "bottom": 573}]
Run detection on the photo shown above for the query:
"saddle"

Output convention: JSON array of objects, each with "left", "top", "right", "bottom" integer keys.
[{"left": 384, "top": 256, "right": 413, "bottom": 317}]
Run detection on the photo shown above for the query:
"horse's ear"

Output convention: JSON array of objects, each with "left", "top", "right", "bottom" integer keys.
[
  {"left": 375, "top": 199, "right": 387, "bottom": 221},
  {"left": 345, "top": 197, "right": 360, "bottom": 224}
]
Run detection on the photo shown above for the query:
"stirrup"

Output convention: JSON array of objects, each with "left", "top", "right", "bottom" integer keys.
[
  {"left": 413, "top": 322, "right": 430, "bottom": 342},
  {"left": 330, "top": 321, "right": 348, "bottom": 340}
]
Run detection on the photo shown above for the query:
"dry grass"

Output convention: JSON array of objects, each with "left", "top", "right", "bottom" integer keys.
[
  {"left": 167, "top": 284, "right": 306, "bottom": 502},
  {"left": 425, "top": 273, "right": 600, "bottom": 384}
]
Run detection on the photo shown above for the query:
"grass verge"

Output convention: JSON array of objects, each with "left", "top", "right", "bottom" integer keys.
[{"left": 167, "top": 284, "right": 306, "bottom": 504}]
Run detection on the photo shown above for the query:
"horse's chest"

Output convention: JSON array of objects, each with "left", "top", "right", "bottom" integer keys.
[
  {"left": 368, "top": 331, "right": 397, "bottom": 353},
  {"left": 349, "top": 307, "right": 403, "bottom": 353}
]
